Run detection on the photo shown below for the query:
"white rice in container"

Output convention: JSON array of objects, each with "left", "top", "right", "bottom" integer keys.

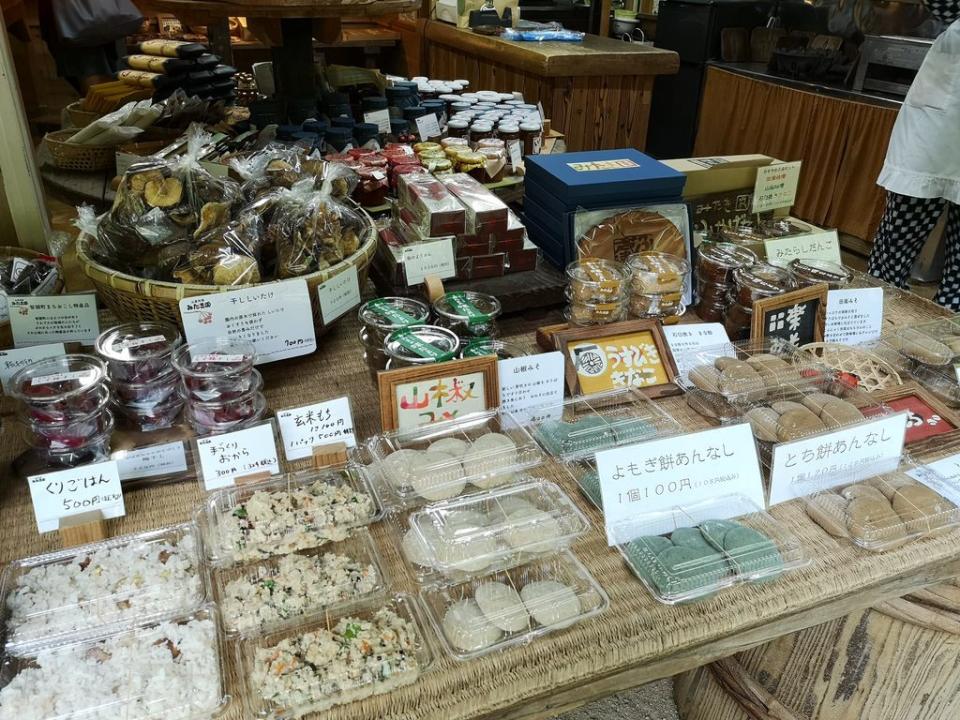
[
  {"left": 222, "top": 552, "right": 379, "bottom": 635},
  {"left": 221, "top": 481, "right": 375, "bottom": 562},
  {"left": 4, "top": 534, "right": 202, "bottom": 648},
  {"left": 0, "top": 617, "right": 221, "bottom": 720}
]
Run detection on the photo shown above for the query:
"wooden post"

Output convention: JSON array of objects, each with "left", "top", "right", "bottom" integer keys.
[
  {"left": 59, "top": 510, "right": 108, "bottom": 548},
  {"left": 0, "top": 4, "right": 51, "bottom": 251}
]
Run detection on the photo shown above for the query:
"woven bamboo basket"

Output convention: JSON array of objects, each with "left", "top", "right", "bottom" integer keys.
[
  {"left": 0, "top": 246, "right": 66, "bottom": 349},
  {"left": 64, "top": 101, "right": 100, "bottom": 129},
  {"left": 75, "top": 212, "right": 378, "bottom": 337},
  {"left": 45, "top": 130, "right": 115, "bottom": 172}
]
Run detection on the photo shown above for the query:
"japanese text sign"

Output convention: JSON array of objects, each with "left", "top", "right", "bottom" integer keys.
[
  {"left": 824, "top": 288, "right": 883, "bottom": 345},
  {"left": 276, "top": 396, "right": 356, "bottom": 461},
  {"left": 403, "top": 239, "right": 456, "bottom": 285},
  {"left": 316, "top": 266, "right": 361, "bottom": 325},
  {"left": 662, "top": 324, "right": 731, "bottom": 382},
  {"left": 28, "top": 461, "right": 125, "bottom": 533},
  {"left": 498, "top": 352, "right": 565, "bottom": 423},
  {"left": 765, "top": 230, "right": 842, "bottom": 268},
  {"left": 9, "top": 294, "right": 99, "bottom": 347},
  {"left": 0, "top": 343, "right": 66, "bottom": 393},
  {"left": 113, "top": 441, "right": 189, "bottom": 482},
  {"left": 752, "top": 161, "right": 802, "bottom": 213},
  {"left": 179, "top": 279, "right": 316, "bottom": 363},
  {"left": 196, "top": 421, "right": 281, "bottom": 491},
  {"left": 769, "top": 412, "right": 908, "bottom": 505},
  {"left": 595, "top": 423, "right": 764, "bottom": 544}
]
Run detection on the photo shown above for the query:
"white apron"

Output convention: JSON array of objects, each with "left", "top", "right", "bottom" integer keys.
[{"left": 878, "top": 20, "right": 960, "bottom": 204}]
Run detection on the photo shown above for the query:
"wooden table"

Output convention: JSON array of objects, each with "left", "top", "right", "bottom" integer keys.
[
  {"left": 0, "top": 278, "right": 955, "bottom": 720},
  {"left": 421, "top": 22, "right": 678, "bottom": 152}
]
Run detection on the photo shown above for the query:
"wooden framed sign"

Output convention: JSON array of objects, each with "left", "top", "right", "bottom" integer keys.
[
  {"left": 868, "top": 381, "right": 960, "bottom": 448},
  {"left": 751, "top": 283, "right": 828, "bottom": 346},
  {"left": 551, "top": 318, "right": 681, "bottom": 399},
  {"left": 378, "top": 356, "right": 500, "bottom": 432}
]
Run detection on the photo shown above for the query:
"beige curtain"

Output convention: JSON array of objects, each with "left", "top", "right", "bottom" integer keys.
[{"left": 694, "top": 67, "right": 898, "bottom": 243}]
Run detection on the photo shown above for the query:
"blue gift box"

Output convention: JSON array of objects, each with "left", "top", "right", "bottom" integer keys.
[{"left": 525, "top": 149, "right": 686, "bottom": 208}]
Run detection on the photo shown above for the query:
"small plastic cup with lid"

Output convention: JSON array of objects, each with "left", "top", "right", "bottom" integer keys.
[
  {"left": 11, "top": 354, "right": 108, "bottom": 422},
  {"left": 433, "top": 291, "right": 501, "bottom": 340},
  {"left": 788, "top": 258, "right": 853, "bottom": 289},
  {"left": 95, "top": 321, "right": 182, "bottom": 384},
  {"left": 384, "top": 325, "right": 460, "bottom": 369},
  {"left": 358, "top": 297, "right": 431, "bottom": 343},
  {"left": 171, "top": 339, "right": 256, "bottom": 403}
]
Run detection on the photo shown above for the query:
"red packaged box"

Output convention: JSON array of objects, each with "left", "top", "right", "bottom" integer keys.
[
  {"left": 440, "top": 173, "right": 509, "bottom": 234},
  {"left": 398, "top": 172, "right": 466, "bottom": 237}
]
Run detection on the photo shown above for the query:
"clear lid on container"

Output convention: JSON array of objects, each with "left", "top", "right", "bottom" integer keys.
[
  {"left": 420, "top": 551, "right": 608, "bottom": 661},
  {"left": 384, "top": 325, "right": 459, "bottom": 363},
  {"left": 787, "top": 258, "right": 853, "bottom": 288},
  {"left": 433, "top": 291, "right": 502, "bottom": 325},
  {"left": 677, "top": 338, "right": 826, "bottom": 399},
  {"left": 614, "top": 494, "right": 808, "bottom": 604},
  {"left": 697, "top": 242, "right": 758, "bottom": 270},
  {"left": 460, "top": 338, "right": 528, "bottom": 360},
  {"left": 408, "top": 480, "right": 589, "bottom": 575},
  {"left": 199, "top": 466, "right": 382, "bottom": 567},
  {"left": 357, "top": 409, "right": 544, "bottom": 508},
  {"left": 1, "top": 523, "right": 206, "bottom": 656},
  {"left": 733, "top": 262, "right": 795, "bottom": 296},
  {"left": 238, "top": 593, "right": 432, "bottom": 719},
  {"left": 171, "top": 338, "right": 257, "bottom": 378},
  {"left": 0, "top": 604, "right": 226, "bottom": 720},
  {"left": 95, "top": 321, "right": 182, "bottom": 363},
  {"left": 10, "top": 354, "right": 106, "bottom": 405},
  {"left": 525, "top": 387, "right": 681, "bottom": 461},
  {"left": 804, "top": 457, "right": 960, "bottom": 552},
  {"left": 213, "top": 529, "right": 386, "bottom": 638}
]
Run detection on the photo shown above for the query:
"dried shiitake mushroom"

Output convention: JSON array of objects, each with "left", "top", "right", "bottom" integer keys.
[{"left": 144, "top": 177, "right": 184, "bottom": 208}]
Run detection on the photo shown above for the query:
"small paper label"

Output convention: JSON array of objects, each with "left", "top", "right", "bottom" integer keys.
[
  {"left": 662, "top": 323, "right": 732, "bottom": 382},
  {"left": 595, "top": 424, "right": 765, "bottom": 544},
  {"left": 0, "top": 343, "right": 66, "bottom": 393},
  {"left": 28, "top": 461, "right": 125, "bottom": 533},
  {"left": 316, "top": 266, "right": 361, "bottom": 325},
  {"left": 824, "top": 288, "right": 883, "bottom": 345},
  {"left": 9, "top": 294, "right": 100, "bottom": 348},
  {"left": 415, "top": 113, "right": 441, "bottom": 142},
  {"left": 498, "top": 352, "right": 565, "bottom": 423},
  {"left": 31, "top": 370, "right": 95, "bottom": 386},
  {"left": 120, "top": 334, "right": 167, "bottom": 350},
  {"left": 765, "top": 230, "right": 842, "bottom": 268},
  {"left": 114, "top": 441, "right": 188, "bottom": 481},
  {"left": 364, "top": 108, "right": 391, "bottom": 134},
  {"left": 752, "top": 160, "right": 802, "bottom": 213},
  {"left": 193, "top": 353, "right": 245, "bottom": 364},
  {"left": 179, "top": 279, "right": 316, "bottom": 363},
  {"left": 276, "top": 397, "right": 356, "bottom": 461},
  {"left": 402, "top": 238, "right": 457, "bottom": 285},
  {"left": 908, "top": 452, "right": 960, "bottom": 507},
  {"left": 768, "top": 412, "right": 908, "bottom": 505},
  {"left": 195, "top": 421, "right": 281, "bottom": 491}
]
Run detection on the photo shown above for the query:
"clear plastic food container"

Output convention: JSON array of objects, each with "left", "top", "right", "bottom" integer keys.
[
  {"left": 171, "top": 338, "right": 257, "bottom": 402},
  {"left": 199, "top": 466, "right": 383, "bottom": 567},
  {"left": 238, "top": 594, "right": 432, "bottom": 719},
  {"left": 1, "top": 523, "right": 206, "bottom": 655},
  {"left": 405, "top": 480, "right": 590, "bottom": 579},
  {"left": 356, "top": 409, "right": 545, "bottom": 509},
  {"left": 420, "top": 551, "right": 608, "bottom": 661},
  {"left": 614, "top": 494, "right": 808, "bottom": 604},
  {"left": 212, "top": 529, "right": 387, "bottom": 638},
  {"left": 804, "top": 458, "right": 960, "bottom": 552},
  {"left": 10, "top": 354, "right": 107, "bottom": 420},
  {"left": 95, "top": 321, "right": 183, "bottom": 383},
  {"left": 678, "top": 338, "right": 825, "bottom": 402},
  {"left": 0, "top": 604, "right": 227, "bottom": 720},
  {"left": 525, "top": 387, "right": 681, "bottom": 461},
  {"left": 185, "top": 392, "right": 268, "bottom": 437}
]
